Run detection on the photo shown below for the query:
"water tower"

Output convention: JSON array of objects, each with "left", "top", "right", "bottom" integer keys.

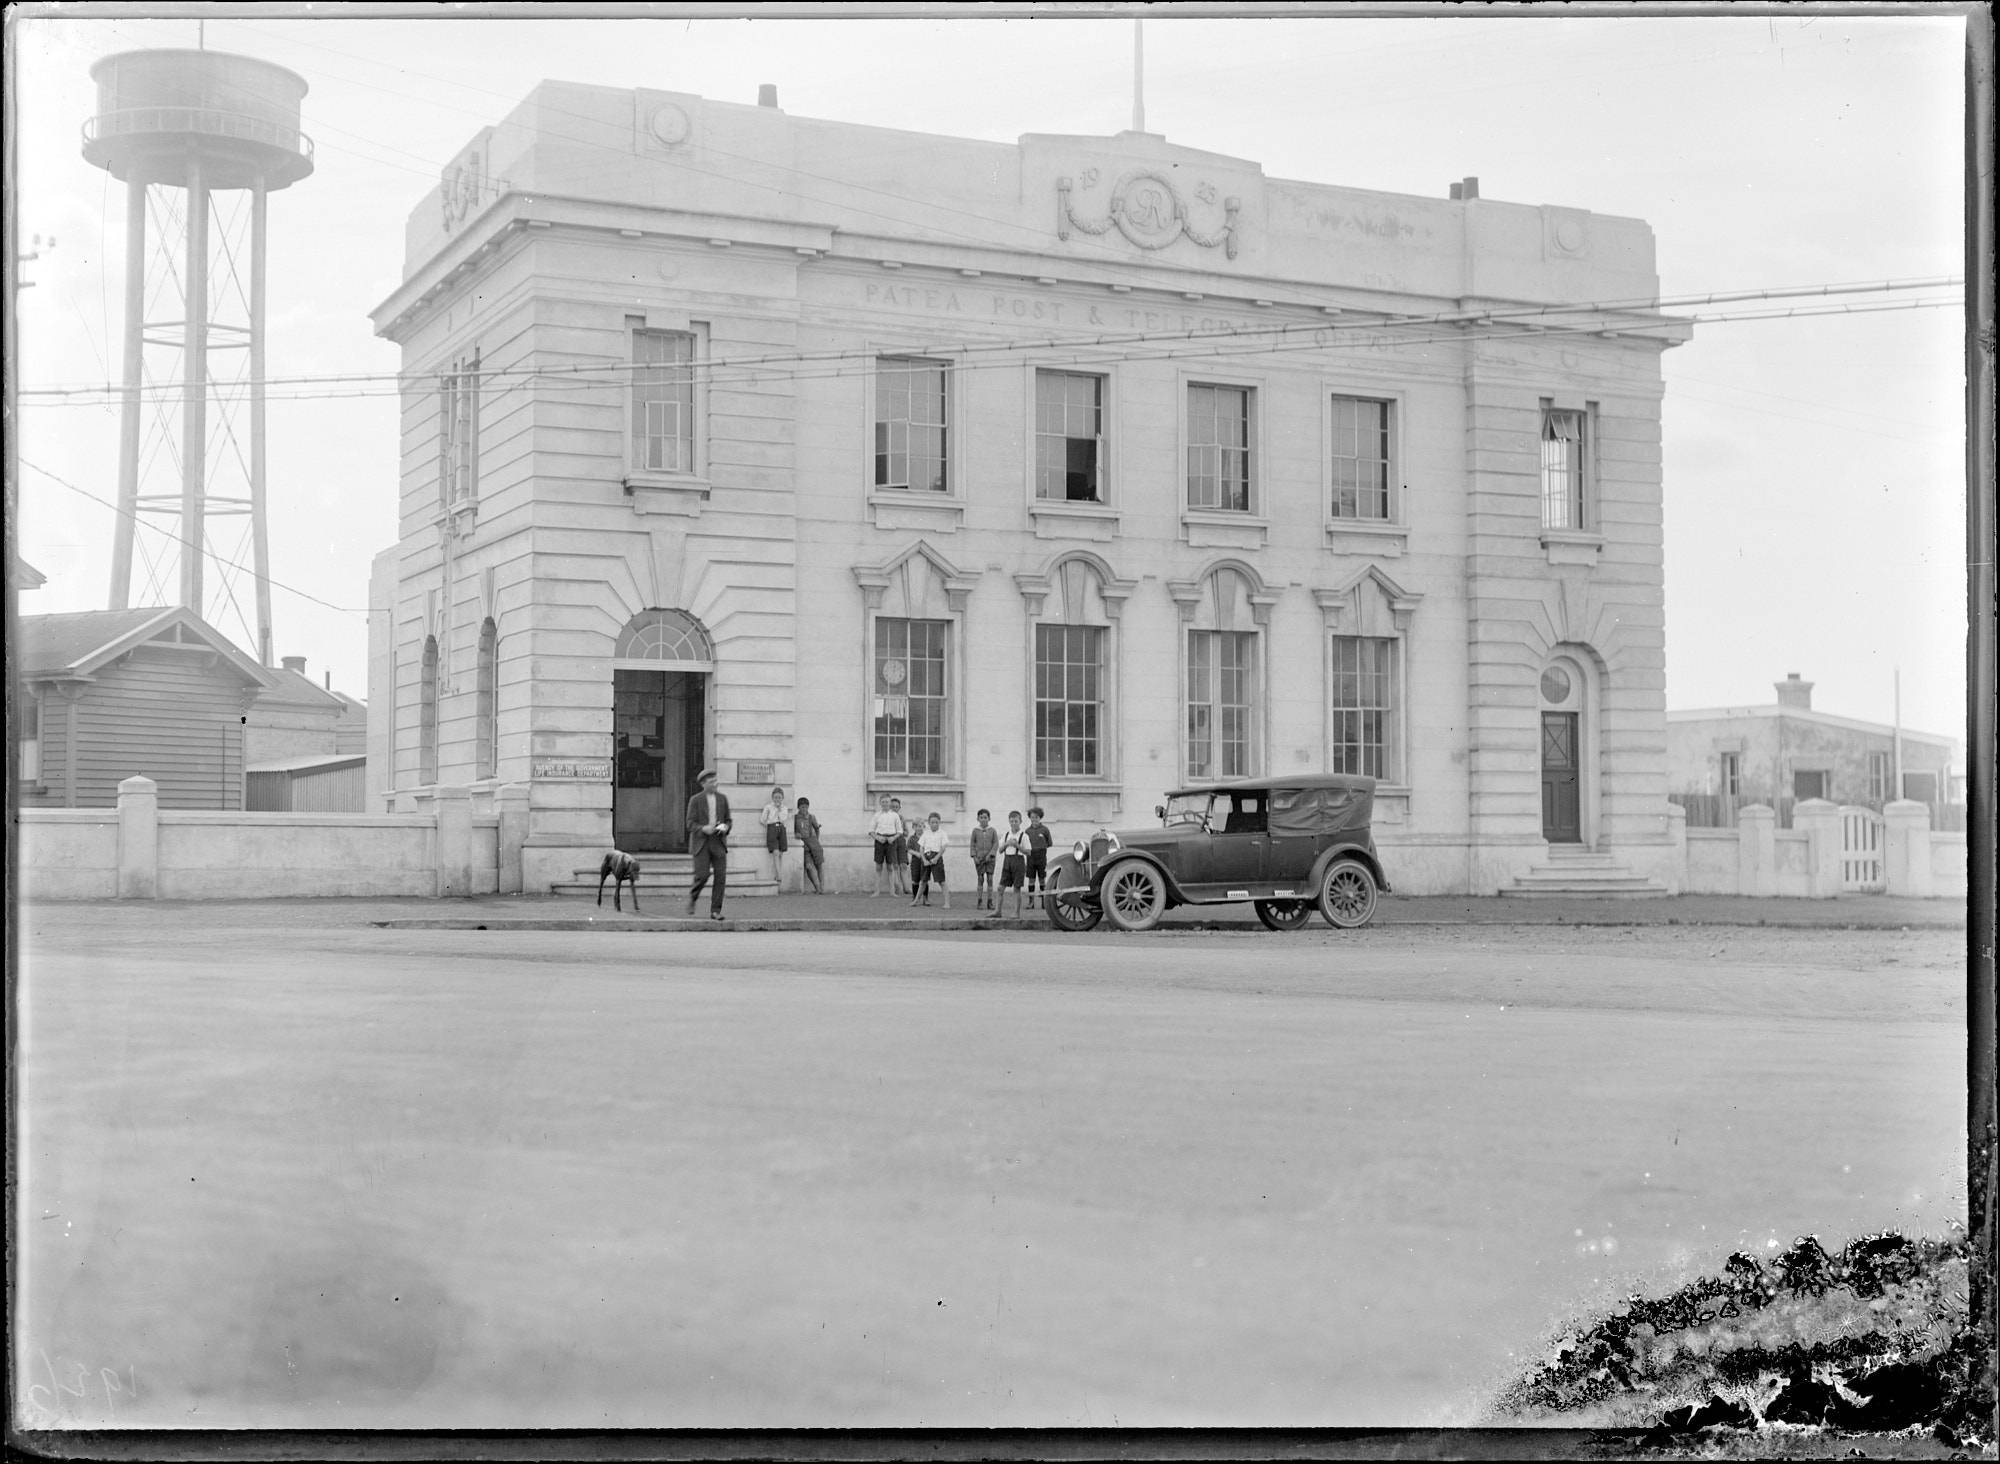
[{"left": 82, "top": 48, "right": 314, "bottom": 664}]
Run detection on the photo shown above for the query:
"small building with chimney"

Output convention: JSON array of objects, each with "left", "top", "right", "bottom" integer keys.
[{"left": 1668, "top": 673, "right": 1962, "bottom": 829}]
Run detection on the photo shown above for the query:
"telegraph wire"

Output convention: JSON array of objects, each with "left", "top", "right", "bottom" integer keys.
[
  {"left": 14, "top": 287, "right": 1964, "bottom": 409},
  {"left": 18, "top": 457, "right": 372, "bottom": 618}
]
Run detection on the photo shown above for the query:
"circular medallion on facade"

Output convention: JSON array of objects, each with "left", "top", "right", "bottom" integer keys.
[
  {"left": 881, "top": 658, "right": 907, "bottom": 687},
  {"left": 1554, "top": 219, "right": 1585, "bottom": 254},
  {"left": 650, "top": 105, "right": 692, "bottom": 147},
  {"left": 1540, "top": 666, "right": 1573, "bottom": 704},
  {"left": 1113, "top": 172, "right": 1184, "bottom": 249}
]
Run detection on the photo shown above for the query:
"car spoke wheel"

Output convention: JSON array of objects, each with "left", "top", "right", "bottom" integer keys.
[
  {"left": 1318, "top": 859, "right": 1378, "bottom": 929},
  {"left": 1044, "top": 868, "right": 1103, "bottom": 932},
  {"left": 1101, "top": 860, "right": 1167, "bottom": 932},
  {"left": 1254, "top": 899, "right": 1312, "bottom": 932}
]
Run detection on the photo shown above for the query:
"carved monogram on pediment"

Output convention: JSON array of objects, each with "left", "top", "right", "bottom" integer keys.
[
  {"left": 1057, "top": 169, "right": 1240, "bottom": 259},
  {"left": 441, "top": 151, "right": 504, "bottom": 233}
]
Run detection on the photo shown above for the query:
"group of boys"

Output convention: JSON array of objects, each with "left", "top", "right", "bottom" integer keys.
[{"left": 866, "top": 796, "right": 1055, "bottom": 915}]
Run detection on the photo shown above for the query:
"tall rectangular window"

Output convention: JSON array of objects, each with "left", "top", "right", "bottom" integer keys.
[
  {"left": 1719, "top": 751, "right": 1742, "bottom": 798},
  {"left": 1034, "top": 624, "right": 1103, "bottom": 777},
  {"left": 475, "top": 618, "right": 498, "bottom": 780},
  {"left": 632, "top": 329, "right": 695, "bottom": 473},
  {"left": 1187, "top": 629, "right": 1256, "bottom": 779},
  {"left": 20, "top": 693, "right": 40, "bottom": 783},
  {"left": 419, "top": 636, "right": 439, "bottom": 784},
  {"left": 1867, "top": 750, "right": 1891, "bottom": 803},
  {"left": 1330, "top": 636, "right": 1396, "bottom": 780},
  {"left": 1541, "top": 406, "right": 1585, "bottom": 530},
  {"left": 1036, "top": 371, "right": 1104, "bottom": 502},
  {"left": 874, "top": 617, "right": 949, "bottom": 775},
  {"left": 1187, "top": 383, "right": 1252, "bottom": 511},
  {"left": 438, "top": 351, "right": 480, "bottom": 510},
  {"left": 875, "top": 357, "right": 948, "bottom": 492},
  {"left": 1330, "top": 397, "right": 1392, "bottom": 520}
]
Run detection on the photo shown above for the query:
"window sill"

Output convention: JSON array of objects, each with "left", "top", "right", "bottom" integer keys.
[
  {"left": 1539, "top": 528, "right": 1602, "bottom": 565},
  {"left": 1324, "top": 519, "right": 1407, "bottom": 555},
  {"left": 866, "top": 777, "right": 967, "bottom": 813},
  {"left": 1029, "top": 500, "right": 1120, "bottom": 542},
  {"left": 1180, "top": 509, "right": 1268, "bottom": 549},
  {"left": 436, "top": 499, "right": 479, "bottom": 539},
  {"left": 868, "top": 491, "right": 963, "bottom": 533},
  {"left": 625, "top": 472, "right": 710, "bottom": 517}
]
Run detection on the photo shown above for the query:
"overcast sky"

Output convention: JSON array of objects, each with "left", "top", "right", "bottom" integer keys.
[{"left": 8, "top": 6, "right": 1972, "bottom": 744}]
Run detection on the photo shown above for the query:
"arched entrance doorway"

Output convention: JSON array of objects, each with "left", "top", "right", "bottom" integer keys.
[
  {"left": 613, "top": 609, "right": 712, "bottom": 852},
  {"left": 1538, "top": 655, "right": 1588, "bottom": 844}
]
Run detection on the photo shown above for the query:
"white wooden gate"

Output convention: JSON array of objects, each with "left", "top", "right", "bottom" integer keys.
[{"left": 1839, "top": 806, "right": 1884, "bottom": 892}]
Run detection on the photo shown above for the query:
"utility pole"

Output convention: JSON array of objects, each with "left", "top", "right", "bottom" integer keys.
[{"left": 1133, "top": 18, "right": 1145, "bottom": 133}]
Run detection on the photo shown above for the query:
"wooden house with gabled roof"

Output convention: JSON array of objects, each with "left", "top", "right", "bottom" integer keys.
[{"left": 18, "top": 606, "right": 275, "bottom": 809}]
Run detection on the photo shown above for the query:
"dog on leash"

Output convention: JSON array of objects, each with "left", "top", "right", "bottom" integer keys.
[{"left": 597, "top": 849, "right": 644, "bottom": 912}]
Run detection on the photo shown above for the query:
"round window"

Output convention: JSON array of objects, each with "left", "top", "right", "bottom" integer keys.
[{"left": 1540, "top": 666, "right": 1573, "bottom": 704}]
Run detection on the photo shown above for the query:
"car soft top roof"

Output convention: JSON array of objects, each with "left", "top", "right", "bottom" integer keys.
[{"left": 1162, "top": 773, "right": 1377, "bottom": 800}]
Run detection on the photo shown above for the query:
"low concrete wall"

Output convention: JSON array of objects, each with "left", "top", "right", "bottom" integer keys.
[
  {"left": 1666, "top": 799, "right": 1962, "bottom": 900},
  {"left": 155, "top": 813, "right": 438, "bottom": 899},
  {"left": 18, "top": 811, "right": 120, "bottom": 901},
  {"left": 22, "top": 775, "right": 521, "bottom": 901},
  {"left": 1683, "top": 828, "right": 1739, "bottom": 894}
]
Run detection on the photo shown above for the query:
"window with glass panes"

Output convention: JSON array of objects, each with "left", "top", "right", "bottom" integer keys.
[
  {"left": 1541, "top": 407, "right": 1585, "bottom": 529},
  {"left": 1036, "top": 371, "right": 1104, "bottom": 501},
  {"left": 873, "top": 617, "right": 949, "bottom": 775},
  {"left": 1330, "top": 636, "right": 1396, "bottom": 779},
  {"left": 419, "top": 636, "right": 439, "bottom": 784},
  {"left": 1187, "top": 383, "right": 1251, "bottom": 511},
  {"left": 438, "top": 352, "right": 479, "bottom": 509},
  {"left": 1330, "top": 397, "right": 1392, "bottom": 519},
  {"left": 1187, "top": 629, "right": 1255, "bottom": 779},
  {"left": 475, "top": 619, "right": 498, "bottom": 780},
  {"left": 632, "top": 330, "right": 695, "bottom": 473},
  {"left": 1034, "top": 624, "right": 1103, "bottom": 777},
  {"left": 874, "top": 358, "right": 949, "bottom": 492},
  {"left": 1868, "top": 751, "right": 1891, "bottom": 803}
]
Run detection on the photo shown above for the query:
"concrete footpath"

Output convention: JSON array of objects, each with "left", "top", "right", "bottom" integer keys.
[{"left": 356, "top": 888, "right": 1967, "bottom": 932}]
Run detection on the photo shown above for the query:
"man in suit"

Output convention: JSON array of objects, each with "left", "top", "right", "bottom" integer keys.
[{"left": 685, "top": 768, "right": 731, "bottom": 920}]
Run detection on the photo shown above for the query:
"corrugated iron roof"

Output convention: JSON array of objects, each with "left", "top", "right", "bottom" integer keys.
[{"left": 17, "top": 608, "right": 176, "bottom": 676}]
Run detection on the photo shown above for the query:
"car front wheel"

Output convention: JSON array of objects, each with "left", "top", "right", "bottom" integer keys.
[
  {"left": 1101, "top": 859, "right": 1167, "bottom": 932},
  {"left": 1317, "top": 859, "right": 1379, "bottom": 929},
  {"left": 1044, "top": 866, "right": 1103, "bottom": 932},
  {"left": 1254, "top": 899, "right": 1313, "bottom": 932}
]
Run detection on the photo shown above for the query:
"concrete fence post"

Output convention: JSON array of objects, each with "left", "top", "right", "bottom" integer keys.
[
  {"left": 435, "top": 784, "right": 474, "bottom": 898},
  {"left": 1882, "top": 799, "right": 1934, "bottom": 898},
  {"left": 496, "top": 784, "right": 529, "bottom": 896},
  {"left": 1665, "top": 801, "right": 1688, "bottom": 892},
  {"left": 1792, "top": 798, "right": 1842, "bottom": 898},
  {"left": 1736, "top": 803, "right": 1776, "bottom": 897},
  {"left": 116, "top": 774, "right": 160, "bottom": 899}
]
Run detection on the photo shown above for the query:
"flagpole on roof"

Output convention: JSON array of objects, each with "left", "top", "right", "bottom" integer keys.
[{"left": 1133, "top": 18, "right": 1145, "bottom": 133}]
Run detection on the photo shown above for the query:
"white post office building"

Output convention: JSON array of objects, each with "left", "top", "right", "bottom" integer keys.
[{"left": 366, "top": 81, "right": 1692, "bottom": 896}]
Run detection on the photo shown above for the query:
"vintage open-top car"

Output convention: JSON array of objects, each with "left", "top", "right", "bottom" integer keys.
[{"left": 1042, "top": 774, "right": 1388, "bottom": 933}]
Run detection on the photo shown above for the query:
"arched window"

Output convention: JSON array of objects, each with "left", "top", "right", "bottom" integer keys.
[
  {"left": 1176, "top": 565, "right": 1270, "bottom": 781},
  {"left": 1018, "top": 553, "right": 1133, "bottom": 784},
  {"left": 419, "top": 636, "right": 439, "bottom": 784},
  {"left": 475, "top": 618, "right": 497, "bottom": 779},
  {"left": 615, "top": 608, "right": 714, "bottom": 665}
]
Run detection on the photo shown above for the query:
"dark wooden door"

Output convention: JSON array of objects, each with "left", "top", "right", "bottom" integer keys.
[{"left": 1541, "top": 712, "right": 1581, "bottom": 843}]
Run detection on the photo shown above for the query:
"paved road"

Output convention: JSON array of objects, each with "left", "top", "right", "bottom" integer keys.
[{"left": 16, "top": 904, "right": 1967, "bottom": 1430}]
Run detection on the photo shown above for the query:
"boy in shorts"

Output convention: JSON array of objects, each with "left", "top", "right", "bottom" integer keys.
[
  {"left": 993, "top": 810, "right": 1028, "bottom": 919},
  {"left": 968, "top": 808, "right": 998, "bottom": 910},
  {"left": 868, "top": 794, "right": 903, "bottom": 897},
  {"left": 1024, "top": 807, "right": 1054, "bottom": 911}
]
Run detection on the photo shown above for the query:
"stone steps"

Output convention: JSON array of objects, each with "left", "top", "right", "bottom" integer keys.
[
  {"left": 549, "top": 853, "right": 779, "bottom": 899},
  {"left": 1501, "top": 848, "right": 1671, "bottom": 898}
]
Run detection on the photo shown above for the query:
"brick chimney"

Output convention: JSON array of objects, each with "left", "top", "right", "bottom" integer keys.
[
  {"left": 1774, "top": 672, "right": 1813, "bottom": 710},
  {"left": 281, "top": 655, "right": 307, "bottom": 676}
]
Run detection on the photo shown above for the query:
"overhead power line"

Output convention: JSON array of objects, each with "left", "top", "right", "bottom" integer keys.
[
  {"left": 15, "top": 277, "right": 1964, "bottom": 408},
  {"left": 18, "top": 457, "right": 371, "bottom": 617}
]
